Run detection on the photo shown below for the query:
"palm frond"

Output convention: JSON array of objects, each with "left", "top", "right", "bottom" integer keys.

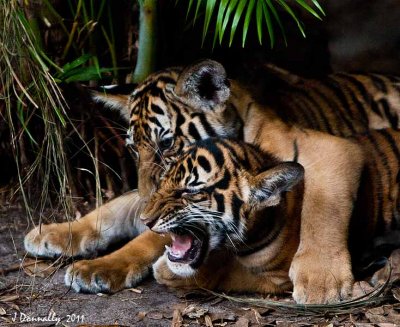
[{"left": 180, "top": 0, "right": 325, "bottom": 47}]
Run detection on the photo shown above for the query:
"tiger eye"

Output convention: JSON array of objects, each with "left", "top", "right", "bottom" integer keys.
[{"left": 159, "top": 137, "right": 174, "bottom": 151}]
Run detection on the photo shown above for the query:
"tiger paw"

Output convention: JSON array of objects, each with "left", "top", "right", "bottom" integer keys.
[
  {"left": 152, "top": 255, "right": 198, "bottom": 290},
  {"left": 24, "top": 223, "right": 101, "bottom": 258},
  {"left": 289, "top": 248, "right": 354, "bottom": 304},
  {"left": 65, "top": 257, "right": 150, "bottom": 293}
]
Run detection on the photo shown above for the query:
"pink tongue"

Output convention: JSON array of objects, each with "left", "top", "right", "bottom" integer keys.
[{"left": 172, "top": 234, "right": 193, "bottom": 252}]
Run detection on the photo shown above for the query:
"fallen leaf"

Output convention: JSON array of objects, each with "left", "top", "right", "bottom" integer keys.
[
  {"left": 171, "top": 309, "right": 183, "bottom": 327},
  {"left": 209, "top": 311, "right": 237, "bottom": 322},
  {"left": 368, "top": 307, "right": 385, "bottom": 315},
  {"left": 204, "top": 315, "right": 214, "bottom": 327},
  {"left": 0, "top": 295, "right": 19, "bottom": 303},
  {"left": 182, "top": 304, "right": 208, "bottom": 319},
  {"left": 23, "top": 261, "right": 58, "bottom": 278},
  {"left": 234, "top": 317, "right": 249, "bottom": 327},
  {"left": 147, "top": 311, "right": 163, "bottom": 320},
  {"left": 251, "top": 308, "right": 262, "bottom": 325},
  {"left": 136, "top": 311, "right": 147, "bottom": 321},
  {"left": 352, "top": 281, "right": 375, "bottom": 298}
]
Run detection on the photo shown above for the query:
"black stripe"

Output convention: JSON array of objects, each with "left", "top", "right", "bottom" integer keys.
[
  {"left": 293, "top": 140, "right": 299, "bottom": 162},
  {"left": 172, "top": 103, "right": 185, "bottom": 136},
  {"left": 197, "top": 140, "right": 224, "bottom": 167},
  {"left": 378, "top": 99, "right": 398, "bottom": 128},
  {"left": 197, "top": 114, "right": 219, "bottom": 137},
  {"left": 151, "top": 103, "right": 164, "bottom": 115},
  {"left": 336, "top": 73, "right": 383, "bottom": 117},
  {"left": 364, "top": 134, "right": 386, "bottom": 233},
  {"left": 231, "top": 193, "right": 243, "bottom": 227},
  {"left": 329, "top": 75, "right": 370, "bottom": 133},
  {"left": 188, "top": 122, "right": 201, "bottom": 139},
  {"left": 369, "top": 74, "right": 388, "bottom": 92},
  {"left": 295, "top": 88, "right": 335, "bottom": 134},
  {"left": 157, "top": 76, "right": 177, "bottom": 85},
  {"left": 186, "top": 157, "right": 193, "bottom": 173},
  {"left": 197, "top": 155, "right": 211, "bottom": 173},
  {"left": 379, "top": 129, "right": 400, "bottom": 164},
  {"left": 149, "top": 116, "right": 163, "bottom": 128},
  {"left": 214, "top": 192, "right": 225, "bottom": 213},
  {"left": 312, "top": 87, "right": 356, "bottom": 136},
  {"left": 214, "top": 169, "right": 230, "bottom": 190},
  {"left": 288, "top": 94, "right": 323, "bottom": 130}
]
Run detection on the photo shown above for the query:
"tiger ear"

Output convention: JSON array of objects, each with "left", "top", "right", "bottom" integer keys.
[
  {"left": 249, "top": 162, "right": 304, "bottom": 208},
  {"left": 174, "top": 60, "right": 230, "bottom": 111},
  {"left": 91, "top": 90, "right": 131, "bottom": 123}
]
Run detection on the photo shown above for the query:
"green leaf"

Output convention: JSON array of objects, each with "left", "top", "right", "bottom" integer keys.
[
  {"left": 60, "top": 54, "right": 93, "bottom": 73},
  {"left": 256, "top": 0, "right": 263, "bottom": 45},
  {"left": 311, "top": 0, "right": 326, "bottom": 16},
  {"left": 265, "top": 0, "right": 286, "bottom": 45},
  {"left": 194, "top": 0, "right": 204, "bottom": 25},
  {"left": 229, "top": 0, "right": 247, "bottom": 46},
  {"left": 215, "top": 0, "right": 230, "bottom": 41},
  {"left": 276, "top": 0, "right": 306, "bottom": 38},
  {"left": 242, "top": 0, "right": 256, "bottom": 47},
  {"left": 262, "top": 1, "right": 274, "bottom": 48},
  {"left": 294, "top": 0, "right": 322, "bottom": 20},
  {"left": 186, "top": 0, "right": 195, "bottom": 19},
  {"left": 220, "top": 0, "right": 240, "bottom": 44},
  {"left": 202, "top": 0, "right": 217, "bottom": 43},
  {"left": 63, "top": 66, "right": 112, "bottom": 83}
]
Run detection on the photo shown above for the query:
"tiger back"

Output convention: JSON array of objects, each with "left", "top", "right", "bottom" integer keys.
[{"left": 93, "top": 60, "right": 400, "bottom": 197}]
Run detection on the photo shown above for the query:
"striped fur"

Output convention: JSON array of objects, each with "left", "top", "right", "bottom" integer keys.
[
  {"left": 143, "top": 133, "right": 400, "bottom": 296},
  {"left": 25, "top": 60, "right": 400, "bottom": 304},
  {"left": 93, "top": 61, "right": 400, "bottom": 197}
]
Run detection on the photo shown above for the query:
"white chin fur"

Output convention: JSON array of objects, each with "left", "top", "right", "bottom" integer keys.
[{"left": 153, "top": 253, "right": 196, "bottom": 279}]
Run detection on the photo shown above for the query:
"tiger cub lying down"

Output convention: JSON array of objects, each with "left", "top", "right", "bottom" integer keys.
[{"left": 141, "top": 134, "right": 400, "bottom": 295}]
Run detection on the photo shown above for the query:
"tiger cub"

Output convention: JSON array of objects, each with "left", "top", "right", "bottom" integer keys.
[
  {"left": 24, "top": 59, "right": 400, "bottom": 304},
  {"left": 141, "top": 132, "right": 400, "bottom": 296}
]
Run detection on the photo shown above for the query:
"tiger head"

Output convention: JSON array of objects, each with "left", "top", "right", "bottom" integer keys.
[
  {"left": 140, "top": 138, "right": 304, "bottom": 277},
  {"left": 94, "top": 60, "right": 242, "bottom": 198}
]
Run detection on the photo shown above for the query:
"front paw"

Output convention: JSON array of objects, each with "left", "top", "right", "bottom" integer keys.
[
  {"left": 65, "top": 258, "right": 149, "bottom": 293},
  {"left": 289, "top": 248, "right": 353, "bottom": 304},
  {"left": 152, "top": 255, "right": 197, "bottom": 289},
  {"left": 24, "top": 223, "right": 100, "bottom": 258}
]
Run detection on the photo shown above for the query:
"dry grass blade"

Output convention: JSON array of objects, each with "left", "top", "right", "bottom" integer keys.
[{"left": 0, "top": 1, "right": 75, "bottom": 221}]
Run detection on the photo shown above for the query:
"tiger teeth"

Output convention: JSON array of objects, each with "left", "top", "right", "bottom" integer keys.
[{"left": 165, "top": 245, "right": 171, "bottom": 251}]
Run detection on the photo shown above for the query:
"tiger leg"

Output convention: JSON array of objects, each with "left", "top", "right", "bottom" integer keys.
[
  {"left": 24, "top": 191, "right": 144, "bottom": 258},
  {"left": 288, "top": 134, "right": 365, "bottom": 304},
  {"left": 153, "top": 252, "right": 292, "bottom": 294},
  {"left": 65, "top": 230, "right": 170, "bottom": 293}
]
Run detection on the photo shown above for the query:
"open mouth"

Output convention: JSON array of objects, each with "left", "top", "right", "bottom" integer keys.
[{"left": 165, "top": 230, "right": 207, "bottom": 266}]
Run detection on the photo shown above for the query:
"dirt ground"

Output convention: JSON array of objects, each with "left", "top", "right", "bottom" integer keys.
[{"left": 1, "top": 205, "right": 400, "bottom": 327}]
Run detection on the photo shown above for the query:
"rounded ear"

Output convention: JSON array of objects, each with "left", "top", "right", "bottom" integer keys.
[
  {"left": 249, "top": 162, "right": 304, "bottom": 208},
  {"left": 174, "top": 60, "right": 230, "bottom": 111},
  {"left": 91, "top": 90, "right": 131, "bottom": 123}
]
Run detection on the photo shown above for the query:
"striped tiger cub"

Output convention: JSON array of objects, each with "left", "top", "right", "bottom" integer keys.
[
  {"left": 24, "top": 59, "right": 400, "bottom": 304},
  {"left": 141, "top": 133, "right": 400, "bottom": 296}
]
